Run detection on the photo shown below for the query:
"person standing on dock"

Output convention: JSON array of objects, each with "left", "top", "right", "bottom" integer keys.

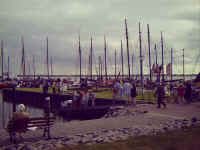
[
  {"left": 112, "top": 80, "right": 119, "bottom": 99},
  {"left": 155, "top": 83, "right": 166, "bottom": 108},
  {"left": 88, "top": 90, "right": 95, "bottom": 106},
  {"left": 123, "top": 80, "right": 133, "bottom": 105},
  {"left": 52, "top": 80, "right": 56, "bottom": 94},
  {"left": 76, "top": 90, "right": 83, "bottom": 109},
  {"left": 119, "top": 80, "right": 123, "bottom": 98},
  {"left": 177, "top": 83, "right": 185, "bottom": 104},
  {"left": 184, "top": 82, "right": 192, "bottom": 104},
  {"left": 72, "top": 90, "right": 78, "bottom": 109},
  {"left": 82, "top": 88, "right": 89, "bottom": 108},
  {"left": 130, "top": 82, "right": 137, "bottom": 106},
  {"left": 56, "top": 78, "right": 61, "bottom": 93},
  {"left": 42, "top": 80, "right": 49, "bottom": 94}
]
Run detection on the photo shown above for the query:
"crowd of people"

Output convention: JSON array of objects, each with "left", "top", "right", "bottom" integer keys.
[
  {"left": 153, "top": 81, "right": 194, "bottom": 108},
  {"left": 112, "top": 78, "right": 195, "bottom": 109},
  {"left": 61, "top": 88, "right": 96, "bottom": 109},
  {"left": 112, "top": 80, "right": 137, "bottom": 106}
]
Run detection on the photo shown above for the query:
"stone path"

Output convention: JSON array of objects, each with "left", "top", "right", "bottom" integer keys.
[{"left": 1, "top": 102, "right": 200, "bottom": 150}]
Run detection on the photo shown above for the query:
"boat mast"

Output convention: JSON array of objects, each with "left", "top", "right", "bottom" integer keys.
[
  {"left": 33, "top": 55, "right": 35, "bottom": 80},
  {"left": 132, "top": 54, "right": 134, "bottom": 78},
  {"left": 125, "top": 18, "right": 131, "bottom": 79},
  {"left": 171, "top": 48, "right": 173, "bottom": 81},
  {"left": 100, "top": 56, "right": 103, "bottom": 80},
  {"left": 104, "top": 36, "right": 107, "bottom": 80},
  {"left": 78, "top": 34, "right": 82, "bottom": 81},
  {"left": 8, "top": 56, "right": 9, "bottom": 79},
  {"left": 90, "top": 36, "right": 93, "bottom": 80},
  {"left": 21, "top": 37, "right": 26, "bottom": 80},
  {"left": 115, "top": 49, "right": 117, "bottom": 79},
  {"left": 1, "top": 40, "right": 3, "bottom": 80},
  {"left": 120, "top": 40, "right": 124, "bottom": 79},
  {"left": 154, "top": 44, "right": 158, "bottom": 65},
  {"left": 147, "top": 24, "right": 152, "bottom": 82},
  {"left": 139, "top": 22, "right": 144, "bottom": 100},
  {"left": 98, "top": 56, "right": 101, "bottom": 79},
  {"left": 182, "top": 48, "right": 185, "bottom": 81},
  {"left": 161, "top": 32, "right": 164, "bottom": 83},
  {"left": 99, "top": 56, "right": 103, "bottom": 80},
  {"left": 50, "top": 56, "right": 53, "bottom": 76},
  {"left": 46, "top": 37, "right": 49, "bottom": 80}
]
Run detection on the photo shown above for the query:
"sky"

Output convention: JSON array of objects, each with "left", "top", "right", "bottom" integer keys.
[{"left": 0, "top": 0, "right": 199, "bottom": 77}]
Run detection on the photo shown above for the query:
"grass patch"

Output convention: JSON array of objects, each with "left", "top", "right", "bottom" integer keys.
[
  {"left": 52, "top": 125, "right": 200, "bottom": 150},
  {"left": 16, "top": 87, "right": 158, "bottom": 102}
]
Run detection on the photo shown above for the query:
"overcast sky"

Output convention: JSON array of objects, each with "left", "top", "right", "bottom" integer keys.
[{"left": 0, "top": 0, "right": 199, "bottom": 77}]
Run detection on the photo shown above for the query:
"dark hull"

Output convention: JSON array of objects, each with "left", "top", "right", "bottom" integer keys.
[{"left": 58, "top": 106, "right": 110, "bottom": 120}]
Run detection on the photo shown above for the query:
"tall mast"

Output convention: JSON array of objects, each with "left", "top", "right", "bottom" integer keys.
[
  {"left": 125, "top": 18, "right": 131, "bottom": 79},
  {"left": 50, "top": 56, "right": 53, "bottom": 76},
  {"left": 100, "top": 56, "right": 103, "bottom": 80},
  {"left": 99, "top": 56, "right": 103, "bottom": 80},
  {"left": 132, "top": 54, "right": 134, "bottom": 78},
  {"left": 90, "top": 36, "right": 93, "bottom": 80},
  {"left": 120, "top": 40, "right": 124, "bottom": 79},
  {"left": 46, "top": 37, "right": 49, "bottom": 80},
  {"left": 154, "top": 44, "right": 158, "bottom": 65},
  {"left": 115, "top": 49, "right": 117, "bottom": 79},
  {"left": 139, "top": 22, "right": 144, "bottom": 100},
  {"left": 104, "top": 36, "right": 107, "bottom": 80},
  {"left": 161, "top": 32, "right": 164, "bottom": 83},
  {"left": 21, "top": 37, "right": 26, "bottom": 79},
  {"left": 170, "top": 48, "right": 173, "bottom": 81},
  {"left": 8, "top": 56, "right": 10, "bottom": 79},
  {"left": 1, "top": 40, "right": 3, "bottom": 80},
  {"left": 33, "top": 55, "right": 35, "bottom": 80},
  {"left": 147, "top": 24, "right": 152, "bottom": 82},
  {"left": 78, "top": 34, "right": 82, "bottom": 81},
  {"left": 182, "top": 48, "right": 185, "bottom": 81},
  {"left": 98, "top": 56, "right": 101, "bottom": 79}
]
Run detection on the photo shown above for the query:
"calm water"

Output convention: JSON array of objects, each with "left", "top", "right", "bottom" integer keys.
[
  {"left": 0, "top": 92, "right": 45, "bottom": 129},
  {"left": 0, "top": 92, "right": 69, "bottom": 129}
]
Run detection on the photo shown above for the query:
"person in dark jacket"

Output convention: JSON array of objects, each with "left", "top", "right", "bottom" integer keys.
[
  {"left": 155, "top": 84, "right": 166, "bottom": 108},
  {"left": 130, "top": 83, "right": 137, "bottom": 106},
  {"left": 184, "top": 82, "right": 192, "bottom": 104}
]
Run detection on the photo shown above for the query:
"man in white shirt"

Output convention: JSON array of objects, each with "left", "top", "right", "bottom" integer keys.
[{"left": 123, "top": 81, "right": 133, "bottom": 105}]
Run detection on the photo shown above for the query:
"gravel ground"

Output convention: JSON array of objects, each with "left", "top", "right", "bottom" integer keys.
[{"left": 1, "top": 102, "right": 200, "bottom": 150}]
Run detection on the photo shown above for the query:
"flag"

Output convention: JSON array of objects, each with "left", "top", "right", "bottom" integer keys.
[{"left": 166, "top": 63, "right": 171, "bottom": 75}]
